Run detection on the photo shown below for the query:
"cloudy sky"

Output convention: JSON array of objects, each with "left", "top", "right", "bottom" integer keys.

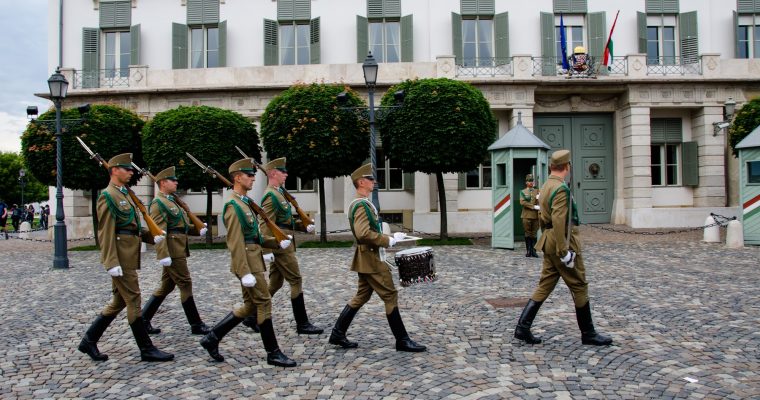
[{"left": 0, "top": 0, "right": 50, "bottom": 153}]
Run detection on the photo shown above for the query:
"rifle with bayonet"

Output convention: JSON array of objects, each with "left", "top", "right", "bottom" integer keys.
[
  {"left": 184, "top": 152, "right": 289, "bottom": 242},
  {"left": 234, "top": 146, "right": 314, "bottom": 227},
  {"left": 74, "top": 136, "right": 165, "bottom": 237},
  {"left": 130, "top": 162, "right": 207, "bottom": 234}
]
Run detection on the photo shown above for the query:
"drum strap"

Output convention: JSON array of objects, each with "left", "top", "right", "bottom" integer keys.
[{"left": 347, "top": 198, "right": 380, "bottom": 237}]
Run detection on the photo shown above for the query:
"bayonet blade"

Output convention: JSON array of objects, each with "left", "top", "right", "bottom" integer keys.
[
  {"left": 75, "top": 136, "right": 97, "bottom": 159},
  {"left": 235, "top": 146, "right": 264, "bottom": 170},
  {"left": 185, "top": 152, "right": 210, "bottom": 174}
]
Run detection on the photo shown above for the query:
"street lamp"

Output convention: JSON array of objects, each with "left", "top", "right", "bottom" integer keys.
[
  {"left": 18, "top": 169, "right": 27, "bottom": 207},
  {"left": 362, "top": 52, "right": 381, "bottom": 210},
  {"left": 49, "top": 67, "right": 70, "bottom": 269}
]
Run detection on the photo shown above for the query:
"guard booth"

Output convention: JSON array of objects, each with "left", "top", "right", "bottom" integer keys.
[
  {"left": 736, "top": 124, "right": 760, "bottom": 245},
  {"left": 488, "top": 115, "right": 551, "bottom": 249}
]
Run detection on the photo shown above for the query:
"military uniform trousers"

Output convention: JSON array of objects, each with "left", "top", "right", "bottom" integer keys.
[
  {"left": 348, "top": 268, "right": 399, "bottom": 315},
  {"left": 101, "top": 234, "right": 143, "bottom": 324},
  {"left": 531, "top": 228, "right": 589, "bottom": 308},
  {"left": 522, "top": 218, "right": 539, "bottom": 239},
  {"left": 152, "top": 256, "right": 194, "bottom": 302},
  {"left": 234, "top": 271, "right": 273, "bottom": 324},
  {"left": 268, "top": 245, "right": 303, "bottom": 299}
]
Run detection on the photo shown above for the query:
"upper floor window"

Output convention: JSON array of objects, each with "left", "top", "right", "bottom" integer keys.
[
  {"left": 555, "top": 23, "right": 584, "bottom": 61},
  {"left": 172, "top": 0, "right": 225, "bottom": 69},
  {"left": 358, "top": 0, "right": 412, "bottom": 63},
  {"left": 462, "top": 18, "right": 493, "bottom": 67},
  {"left": 646, "top": 25, "right": 676, "bottom": 65},
  {"left": 637, "top": 6, "right": 699, "bottom": 66},
  {"left": 191, "top": 26, "right": 219, "bottom": 68},
  {"left": 103, "top": 30, "right": 131, "bottom": 78},
  {"left": 280, "top": 23, "right": 311, "bottom": 65},
  {"left": 736, "top": 1, "right": 760, "bottom": 58},
  {"left": 369, "top": 20, "right": 401, "bottom": 63}
]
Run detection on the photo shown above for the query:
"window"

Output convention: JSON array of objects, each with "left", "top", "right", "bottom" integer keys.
[
  {"left": 190, "top": 26, "right": 219, "bottom": 68},
  {"left": 646, "top": 26, "right": 676, "bottom": 65},
  {"left": 280, "top": 23, "right": 310, "bottom": 65},
  {"left": 462, "top": 18, "right": 493, "bottom": 66},
  {"left": 738, "top": 25, "right": 760, "bottom": 59},
  {"left": 284, "top": 175, "right": 316, "bottom": 192},
  {"left": 376, "top": 149, "right": 403, "bottom": 190},
  {"left": 748, "top": 161, "right": 760, "bottom": 184},
  {"left": 103, "top": 31, "right": 131, "bottom": 78},
  {"left": 464, "top": 155, "right": 492, "bottom": 189},
  {"left": 369, "top": 21, "right": 401, "bottom": 63},
  {"left": 496, "top": 163, "right": 506, "bottom": 187},
  {"left": 555, "top": 25, "right": 584, "bottom": 63},
  {"left": 651, "top": 143, "right": 679, "bottom": 186}
]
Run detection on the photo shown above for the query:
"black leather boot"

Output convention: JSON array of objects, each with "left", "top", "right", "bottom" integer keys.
[
  {"left": 575, "top": 301, "right": 613, "bottom": 346},
  {"left": 514, "top": 299, "right": 543, "bottom": 344},
  {"left": 530, "top": 237, "right": 539, "bottom": 258},
  {"left": 129, "top": 318, "right": 174, "bottom": 361},
  {"left": 386, "top": 307, "right": 426, "bottom": 352},
  {"left": 242, "top": 309, "right": 259, "bottom": 333},
  {"left": 525, "top": 238, "right": 531, "bottom": 257},
  {"left": 200, "top": 312, "right": 243, "bottom": 362},
  {"left": 141, "top": 295, "right": 165, "bottom": 334},
  {"left": 78, "top": 314, "right": 115, "bottom": 361},
  {"left": 258, "top": 319, "right": 297, "bottom": 367},
  {"left": 291, "top": 293, "right": 323, "bottom": 334},
  {"left": 182, "top": 296, "right": 210, "bottom": 335},
  {"left": 329, "top": 305, "right": 359, "bottom": 348}
]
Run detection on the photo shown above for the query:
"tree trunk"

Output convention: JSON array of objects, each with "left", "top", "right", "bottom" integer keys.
[
  {"left": 436, "top": 172, "right": 448, "bottom": 241},
  {"left": 318, "top": 177, "right": 327, "bottom": 243},
  {"left": 205, "top": 186, "right": 213, "bottom": 244},
  {"left": 91, "top": 187, "right": 100, "bottom": 248}
]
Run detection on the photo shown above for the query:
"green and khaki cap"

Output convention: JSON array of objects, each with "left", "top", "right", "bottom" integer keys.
[
  {"left": 154, "top": 166, "right": 177, "bottom": 181},
  {"left": 108, "top": 153, "right": 134, "bottom": 169},
  {"left": 263, "top": 157, "right": 287, "bottom": 173},
  {"left": 550, "top": 149, "right": 571, "bottom": 166},
  {"left": 228, "top": 158, "right": 257, "bottom": 176},
  {"left": 350, "top": 163, "right": 374, "bottom": 183},
  {"left": 525, "top": 174, "right": 534, "bottom": 182}
]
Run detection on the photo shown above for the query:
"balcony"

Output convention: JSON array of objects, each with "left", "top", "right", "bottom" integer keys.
[
  {"left": 73, "top": 68, "right": 134, "bottom": 89},
  {"left": 529, "top": 56, "right": 627, "bottom": 77},
  {"left": 646, "top": 56, "right": 702, "bottom": 75},
  {"left": 456, "top": 58, "right": 513, "bottom": 77}
]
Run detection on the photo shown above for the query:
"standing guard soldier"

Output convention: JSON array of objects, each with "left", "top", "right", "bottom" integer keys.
[
  {"left": 78, "top": 153, "right": 174, "bottom": 362},
  {"left": 513, "top": 150, "right": 612, "bottom": 346},
  {"left": 241, "top": 157, "right": 322, "bottom": 335},
  {"left": 520, "top": 174, "right": 540, "bottom": 258},
  {"left": 200, "top": 158, "right": 297, "bottom": 367},
  {"left": 328, "top": 163, "right": 426, "bottom": 352},
  {"left": 141, "top": 166, "right": 211, "bottom": 336}
]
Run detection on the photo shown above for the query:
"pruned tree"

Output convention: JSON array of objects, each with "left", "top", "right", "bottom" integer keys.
[
  {"left": 729, "top": 97, "right": 760, "bottom": 157},
  {"left": 0, "top": 152, "right": 48, "bottom": 206}
]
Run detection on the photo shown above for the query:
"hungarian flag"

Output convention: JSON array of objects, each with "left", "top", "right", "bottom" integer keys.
[{"left": 602, "top": 10, "right": 620, "bottom": 71}]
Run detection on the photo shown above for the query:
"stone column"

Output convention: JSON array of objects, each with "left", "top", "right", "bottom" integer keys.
[
  {"left": 626, "top": 54, "right": 647, "bottom": 79},
  {"left": 511, "top": 55, "right": 534, "bottom": 80},
  {"left": 691, "top": 106, "right": 726, "bottom": 207},
  {"left": 620, "top": 106, "right": 653, "bottom": 215},
  {"left": 436, "top": 55, "right": 456, "bottom": 79}
]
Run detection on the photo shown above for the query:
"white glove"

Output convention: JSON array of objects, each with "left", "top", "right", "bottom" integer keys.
[
  {"left": 536, "top": 193, "right": 540, "bottom": 199},
  {"left": 199, "top": 223, "right": 208, "bottom": 237},
  {"left": 389, "top": 237, "right": 397, "bottom": 247},
  {"left": 241, "top": 273, "right": 256, "bottom": 287},
  {"left": 560, "top": 250, "right": 576, "bottom": 268},
  {"left": 153, "top": 235, "right": 165, "bottom": 244},
  {"left": 533, "top": 205, "right": 540, "bottom": 210},
  {"left": 393, "top": 232, "right": 406, "bottom": 241},
  {"left": 279, "top": 239, "right": 291, "bottom": 249},
  {"left": 158, "top": 257, "right": 172, "bottom": 267},
  {"left": 107, "top": 266, "right": 123, "bottom": 277},
  {"left": 306, "top": 224, "right": 315, "bottom": 233},
  {"left": 263, "top": 253, "right": 275, "bottom": 263}
]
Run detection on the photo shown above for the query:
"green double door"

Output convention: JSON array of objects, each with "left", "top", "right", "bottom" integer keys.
[{"left": 534, "top": 115, "right": 614, "bottom": 224}]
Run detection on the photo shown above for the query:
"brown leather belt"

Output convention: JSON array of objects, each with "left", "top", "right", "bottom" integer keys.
[
  {"left": 116, "top": 229, "right": 138, "bottom": 236},
  {"left": 168, "top": 228, "right": 187, "bottom": 234}
]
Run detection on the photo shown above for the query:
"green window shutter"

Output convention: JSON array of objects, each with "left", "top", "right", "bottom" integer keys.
[
  {"left": 368, "top": 0, "right": 384, "bottom": 18},
  {"left": 554, "top": 0, "right": 570, "bottom": 13},
  {"left": 278, "top": 0, "right": 294, "bottom": 20},
  {"left": 99, "top": 2, "right": 115, "bottom": 28},
  {"left": 646, "top": 0, "right": 679, "bottom": 13},
  {"left": 264, "top": 19, "right": 279, "bottom": 66},
  {"left": 588, "top": 11, "right": 606, "bottom": 62},
  {"left": 662, "top": 0, "right": 679, "bottom": 13},
  {"left": 679, "top": 10, "right": 699, "bottom": 64},
  {"left": 734, "top": 10, "right": 740, "bottom": 58},
  {"left": 310, "top": 17, "right": 320, "bottom": 64},
  {"left": 172, "top": 22, "right": 188, "bottom": 69},
  {"left": 737, "top": 0, "right": 759, "bottom": 13},
  {"left": 357, "top": 15, "right": 368, "bottom": 63},
  {"left": 451, "top": 12, "right": 462, "bottom": 64},
  {"left": 385, "top": 0, "right": 401, "bottom": 18},
  {"left": 650, "top": 118, "right": 682, "bottom": 143},
  {"left": 682, "top": 141, "right": 699, "bottom": 186},
  {"left": 401, "top": 14, "right": 413, "bottom": 62},
  {"left": 204, "top": 0, "right": 220, "bottom": 24},
  {"left": 82, "top": 27, "right": 99, "bottom": 88},
  {"left": 295, "top": 0, "right": 311, "bottom": 21},
  {"left": 218, "top": 20, "right": 227, "bottom": 67},
  {"left": 130, "top": 24, "right": 140, "bottom": 65},
  {"left": 494, "top": 12, "right": 509, "bottom": 62},
  {"left": 477, "top": 0, "right": 495, "bottom": 16},
  {"left": 540, "top": 12, "right": 556, "bottom": 76},
  {"left": 115, "top": 1, "right": 131, "bottom": 27},
  {"left": 187, "top": 0, "right": 203, "bottom": 25},
  {"left": 458, "top": 173, "right": 466, "bottom": 190},
  {"left": 645, "top": 0, "right": 662, "bottom": 13},
  {"left": 403, "top": 172, "right": 415, "bottom": 190},
  {"left": 554, "top": 0, "right": 586, "bottom": 13},
  {"left": 461, "top": 0, "right": 478, "bottom": 15},
  {"left": 637, "top": 11, "right": 647, "bottom": 53}
]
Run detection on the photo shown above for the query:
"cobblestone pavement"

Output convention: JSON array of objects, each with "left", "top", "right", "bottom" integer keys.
[{"left": 1, "top": 228, "right": 759, "bottom": 399}]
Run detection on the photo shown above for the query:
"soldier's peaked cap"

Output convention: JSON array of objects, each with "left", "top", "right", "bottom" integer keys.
[
  {"left": 154, "top": 166, "right": 177, "bottom": 181},
  {"left": 263, "top": 157, "right": 287, "bottom": 173},
  {"left": 550, "top": 149, "right": 571, "bottom": 166},
  {"left": 525, "top": 174, "right": 534, "bottom": 181},
  {"left": 108, "top": 153, "right": 133, "bottom": 169},
  {"left": 228, "top": 158, "right": 257, "bottom": 176},
  {"left": 350, "top": 163, "right": 374, "bottom": 182}
]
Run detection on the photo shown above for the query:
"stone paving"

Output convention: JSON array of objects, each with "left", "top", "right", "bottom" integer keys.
[{"left": 1, "top": 228, "right": 759, "bottom": 399}]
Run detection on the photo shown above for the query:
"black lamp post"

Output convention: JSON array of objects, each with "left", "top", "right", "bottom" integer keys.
[
  {"left": 49, "top": 68, "right": 70, "bottom": 269},
  {"left": 362, "top": 52, "right": 381, "bottom": 211},
  {"left": 18, "top": 169, "right": 27, "bottom": 207}
]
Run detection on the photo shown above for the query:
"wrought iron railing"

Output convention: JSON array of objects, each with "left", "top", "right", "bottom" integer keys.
[
  {"left": 598, "top": 56, "right": 627, "bottom": 75},
  {"left": 456, "top": 58, "right": 513, "bottom": 77},
  {"left": 73, "top": 68, "right": 130, "bottom": 89},
  {"left": 646, "top": 56, "right": 702, "bottom": 75}
]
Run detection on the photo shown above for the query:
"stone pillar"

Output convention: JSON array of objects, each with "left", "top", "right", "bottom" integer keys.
[
  {"left": 620, "top": 106, "right": 653, "bottom": 214},
  {"left": 700, "top": 54, "right": 721, "bottom": 78},
  {"left": 626, "top": 54, "right": 647, "bottom": 79},
  {"left": 691, "top": 106, "right": 726, "bottom": 207},
  {"left": 414, "top": 172, "right": 431, "bottom": 213},
  {"left": 511, "top": 55, "right": 534, "bottom": 79},
  {"left": 436, "top": 55, "right": 456, "bottom": 79},
  {"left": 129, "top": 65, "right": 149, "bottom": 88}
]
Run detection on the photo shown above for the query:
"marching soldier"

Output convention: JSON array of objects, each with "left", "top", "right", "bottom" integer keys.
[
  {"left": 328, "top": 163, "right": 426, "bottom": 352},
  {"left": 241, "top": 157, "right": 322, "bottom": 335},
  {"left": 514, "top": 150, "right": 612, "bottom": 346},
  {"left": 519, "top": 174, "right": 540, "bottom": 258},
  {"left": 200, "top": 158, "right": 297, "bottom": 367},
  {"left": 141, "top": 166, "right": 211, "bottom": 336},
  {"left": 78, "top": 153, "right": 174, "bottom": 362}
]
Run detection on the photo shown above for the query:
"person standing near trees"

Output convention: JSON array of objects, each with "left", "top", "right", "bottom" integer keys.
[
  {"left": 78, "top": 153, "right": 174, "bottom": 362},
  {"left": 141, "top": 166, "right": 211, "bottom": 336},
  {"left": 520, "top": 174, "right": 540, "bottom": 258},
  {"left": 241, "top": 157, "right": 322, "bottom": 336},
  {"left": 200, "top": 158, "right": 297, "bottom": 367},
  {"left": 10, "top": 204, "right": 21, "bottom": 232},
  {"left": 0, "top": 199, "right": 8, "bottom": 239}
]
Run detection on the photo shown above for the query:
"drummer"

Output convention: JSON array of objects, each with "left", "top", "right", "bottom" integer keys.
[{"left": 327, "top": 163, "right": 426, "bottom": 352}]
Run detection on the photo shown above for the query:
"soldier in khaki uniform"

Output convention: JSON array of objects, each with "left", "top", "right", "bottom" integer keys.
[
  {"left": 241, "top": 157, "right": 322, "bottom": 335},
  {"left": 77, "top": 153, "right": 174, "bottom": 362},
  {"left": 200, "top": 158, "right": 297, "bottom": 367},
  {"left": 141, "top": 166, "right": 210, "bottom": 336},
  {"left": 513, "top": 150, "right": 612, "bottom": 346},
  {"left": 328, "top": 163, "right": 426, "bottom": 352},
  {"left": 519, "top": 173, "right": 540, "bottom": 258}
]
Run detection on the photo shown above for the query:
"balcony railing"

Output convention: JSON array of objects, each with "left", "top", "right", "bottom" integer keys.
[
  {"left": 73, "top": 68, "right": 130, "bottom": 89},
  {"left": 646, "top": 56, "right": 702, "bottom": 75},
  {"left": 456, "top": 58, "right": 513, "bottom": 77}
]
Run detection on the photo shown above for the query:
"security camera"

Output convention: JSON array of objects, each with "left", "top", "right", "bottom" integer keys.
[{"left": 715, "top": 121, "right": 730, "bottom": 130}]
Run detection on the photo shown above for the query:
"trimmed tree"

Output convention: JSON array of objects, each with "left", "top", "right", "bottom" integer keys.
[
  {"left": 729, "top": 97, "right": 760, "bottom": 157},
  {"left": 0, "top": 152, "right": 48, "bottom": 206},
  {"left": 260, "top": 83, "right": 369, "bottom": 243},
  {"left": 378, "top": 78, "right": 496, "bottom": 240},
  {"left": 142, "top": 105, "right": 261, "bottom": 243},
  {"left": 21, "top": 104, "right": 145, "bottom": 243}
]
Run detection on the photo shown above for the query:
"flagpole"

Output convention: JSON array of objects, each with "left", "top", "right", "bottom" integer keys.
[{"left": 602, "top": 10, "right": 620, "bottom": 71}]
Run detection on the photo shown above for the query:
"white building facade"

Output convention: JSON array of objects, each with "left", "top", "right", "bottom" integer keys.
[{"left": 45, "top": 0, "right": 760, "bottom": 238}]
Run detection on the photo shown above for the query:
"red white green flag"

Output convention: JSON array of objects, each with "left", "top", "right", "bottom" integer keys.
[{"left": 603, "top": 10, "right": 620, "bottom": 71}]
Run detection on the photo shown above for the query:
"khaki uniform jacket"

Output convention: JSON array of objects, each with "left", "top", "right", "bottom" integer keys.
[
  {"left": 519, "top": 187, "right": 539, "bottom": 220},
  {"left": 348, "top": 195, "right": 390, "bottom": 274},
  {"left": 260, "top": 185, "right": 305, "bottom": 256},
  {"left": 223, "top": 193, "right": 279, "bottom": 277},
  {"left": 150, "top": 192, "right": 201, "bottom": 260},
  {"left": 97, "top": 184, "right": 152, "bottom": 270},
  {"left": 535, "top": 175, "right": 581, "bottom": 258}
]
